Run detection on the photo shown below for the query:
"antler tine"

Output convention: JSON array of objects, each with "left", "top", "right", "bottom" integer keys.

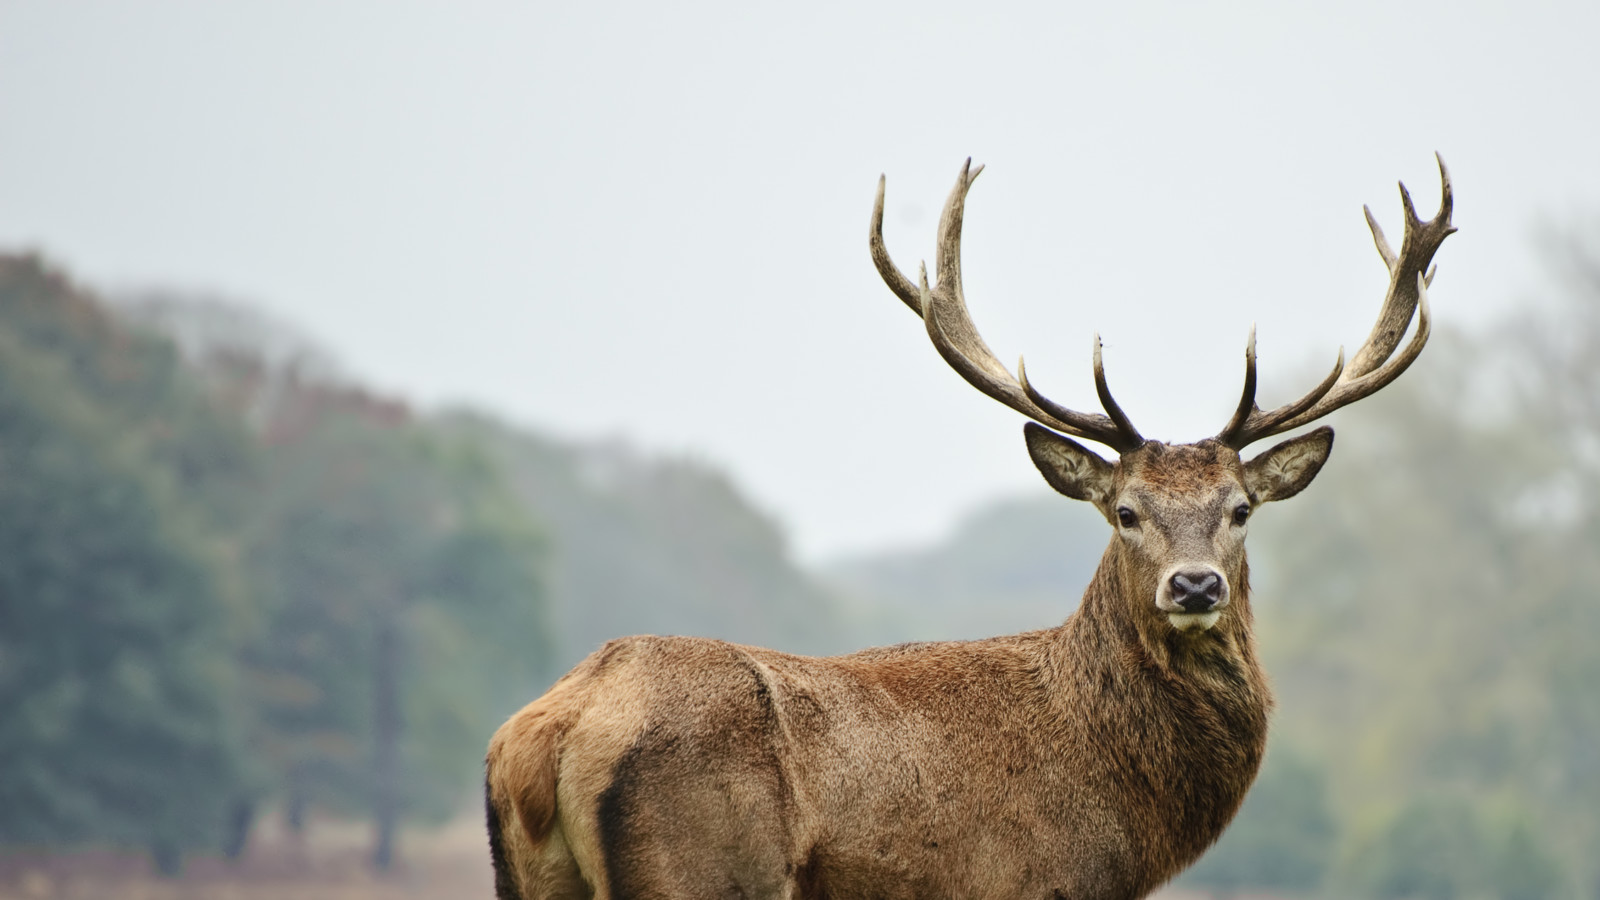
[
  {"left": 920, "top": 160, "right": 1020, "bottom": 390},
  {"left": 1219, "top": 155, "right": 1454, "bottom": 449},
  {"left": 1364, "top": 205, "right": 1398, "bottom": 270},
  {"left": 1017, "top": 353, "right": 1142, "bottom": 452},
  {"left": 1093, "top": 334, "right": 1143, "bottom": 445},
  {"left": 1270, "top": 274, "right": 1431, "bottom": 433},
  {"left": 876, "top": 161, "right": 1144, "bottom": 452},
  {"left": 1218, "top": 326, "right": 1259, "bottom": 443},
  {"left": 870, "top": 161, "right": 992, "bottom": 316},
  {"left": 870, "top": 175, "right": 923, "bottom": 315},
  {"left": 1348, "top": 153, "right": 1455, "bottom": 379},
  {"left": 1218, "top": 339, "right": 1346, "bottom": 449}
]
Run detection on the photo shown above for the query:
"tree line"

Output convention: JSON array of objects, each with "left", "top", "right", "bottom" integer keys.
[
  {"left": 0, "top": 252, "right": 846, "bottom": 876},
  {"left": 0, "top": 255, "right": 550, "bottom": 873},
  {"left": 7, "top": 219, "right": 1599, "bottom": 897}
]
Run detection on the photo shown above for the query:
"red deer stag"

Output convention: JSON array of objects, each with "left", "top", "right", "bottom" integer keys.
[{"left": 487, "top": 157, "right": 1456, "bottom": 900}]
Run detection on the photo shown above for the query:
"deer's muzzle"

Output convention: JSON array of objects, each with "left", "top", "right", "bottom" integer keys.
[{"left": 1157, "top": 567, "right": 1230, "bottom": 630}]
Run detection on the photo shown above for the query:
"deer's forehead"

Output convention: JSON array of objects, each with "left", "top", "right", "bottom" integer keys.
[{"left": 1115, "top": 442, "right": 1244, "bottom": 498}]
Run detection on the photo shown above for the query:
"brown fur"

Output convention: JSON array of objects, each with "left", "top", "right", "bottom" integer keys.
[{"left": 484, "top": 436, "right": 1329, "bottom": 900}]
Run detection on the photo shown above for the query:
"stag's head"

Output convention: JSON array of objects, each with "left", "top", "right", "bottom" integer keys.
[
  {"left": 871, "top": 159, "right": 1455, "bottom": 634},
  {"left": 1023, "top": 429, "right": 1331, "bottom": 632}
]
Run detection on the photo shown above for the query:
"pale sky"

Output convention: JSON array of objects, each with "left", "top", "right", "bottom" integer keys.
[{"left": 3, "top": 1, "right": 1597, "bottom": 560}]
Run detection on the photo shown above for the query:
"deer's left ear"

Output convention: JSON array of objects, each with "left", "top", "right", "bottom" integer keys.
[{"left": 1243, "top": 426, "right": 1334, "bottom": 503}]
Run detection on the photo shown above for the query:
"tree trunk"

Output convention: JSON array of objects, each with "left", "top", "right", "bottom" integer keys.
[
  {"left": 285, "top": 782, "right": 307, "bottom": 835},
  {"left": 150, "top": 839, "right": 182, "bottom": 878},
  {"left": 222, "top": 797, "right": 256, "bottom": 860},
  {"left": 372, "top": 612, "right": 401, "bottom": 870}
]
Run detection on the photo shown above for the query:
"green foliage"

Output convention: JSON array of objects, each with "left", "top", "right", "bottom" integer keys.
[
  {"left": 1352, "top": 796, "right": 1487, "bottom": 900},
  {"left": 1342, "top": 797, "right": 1564, "bottom": 900},
  {"left": 0, "top": 254, "right": 834, "bottom": 867},
  {"left": 0, "top": 257, "right": 554, "bottom": 867},
  {"left": 203, "top": 357, "right": 553, "bottom": 846},
  {"left": 1493, "top": 821, "right": 1567, "bottom": 900},
  {"left": 445, "top": 414, "right": 844, "bottom": 673},
  {"left": 0, "top": 257, "right": 249, "bottom": 858}
]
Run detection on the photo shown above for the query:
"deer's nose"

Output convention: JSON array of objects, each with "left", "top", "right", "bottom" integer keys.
[{"left": 1170, "top": 571, "right": 1223, "bottom": 612}]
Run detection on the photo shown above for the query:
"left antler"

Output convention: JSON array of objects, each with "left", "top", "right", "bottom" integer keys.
[
  {"left": 871, "top": 160, "right": 1146, "bottom": 453},
  {"left": 1217, "top": 154, "right": 1457, "bottom": 450}
]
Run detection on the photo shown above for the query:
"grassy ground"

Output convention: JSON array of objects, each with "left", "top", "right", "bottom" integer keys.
[
  {"left": 0, "top": 816, "right": 1224, "bottom": 900},
  {"left": 0, "top": 814, "right": 492, "bottom": 900}
]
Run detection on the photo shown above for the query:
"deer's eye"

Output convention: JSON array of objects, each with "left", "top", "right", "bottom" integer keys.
[
  {"left": 1233, "top": 503, "right": 1251, "bottom": 526},
  {"left": 1117, "top": 507, "right": 1138, "bottom": 528}
]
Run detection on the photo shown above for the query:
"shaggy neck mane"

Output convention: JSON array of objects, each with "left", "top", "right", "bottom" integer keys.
[{"left": 1044, "top": 540, "right": 1273, "bottom": 882}]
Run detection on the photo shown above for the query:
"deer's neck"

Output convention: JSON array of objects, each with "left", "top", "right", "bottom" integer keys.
[{"left": 1047, "top": 543, "right": 1272, "bottom": 878}]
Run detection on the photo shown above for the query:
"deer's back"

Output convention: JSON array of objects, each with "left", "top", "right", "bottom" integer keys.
[{"left": 493, "top": 632, "right": 1143, "bottom": 900}]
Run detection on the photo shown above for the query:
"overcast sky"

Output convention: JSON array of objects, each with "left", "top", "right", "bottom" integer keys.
[{"left": 3, "top": 1, "right": 1597, "bottom": 560}]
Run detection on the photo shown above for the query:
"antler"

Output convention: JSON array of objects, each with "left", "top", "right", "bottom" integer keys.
[
  {"left": 870, "top": 160, "right": 1145, "bottom": 453},
  {"left": 1217, "top": 154, "right": 1457, "bottom": 450}
]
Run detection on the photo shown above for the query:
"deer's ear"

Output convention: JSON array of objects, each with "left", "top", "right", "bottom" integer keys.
[
  {"left": 1243, "top": 426, "right": 1334, "bottom": 503},
  {"left": 1025, "top": 423, "right": 1115, "bottom": 507}
]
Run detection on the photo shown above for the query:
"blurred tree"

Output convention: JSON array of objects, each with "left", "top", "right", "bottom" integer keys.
[
  {"left": 444, "top": 413, "right": 844, "bottom": 673},
  {"left": 1491, "top": 820, "right": 1566, "bottom": 900},
  {"left": 0, "top": 263, "right": 554, "bottom": 872},
  {"left": 1350, "top": 795, "right": 1491, "bottom": 900},
  {"left": 1344, "top": 796, "right": 1564, "bottom": 900},
  {"left": 1508, "top": 222, "right": 1600, "bottom": 899},
  {"left": 191, "top": 346, "right": 551, "bottom": 868},
  {"left": 213, "top": 364, "right": 550, "bottom": 867},
  {"left": 0, "top": 256, "right": 252, "bottom": 873}
]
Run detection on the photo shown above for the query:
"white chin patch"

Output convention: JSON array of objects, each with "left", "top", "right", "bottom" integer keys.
[{"left": 1167, "top": 611, "right": 1221, "bottom": 631}]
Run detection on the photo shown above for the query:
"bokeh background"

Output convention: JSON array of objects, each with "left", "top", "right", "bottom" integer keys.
[{"left": 1, "top": 2, "right": 1598, "bottom": 898}]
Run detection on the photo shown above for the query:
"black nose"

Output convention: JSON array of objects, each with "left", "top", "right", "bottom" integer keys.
[{"left": 1170, "top": 571, "right": 1223, "bottom": 612}]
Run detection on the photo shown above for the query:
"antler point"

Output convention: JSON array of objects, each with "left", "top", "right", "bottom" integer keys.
[{"left": 1398, "top": 181, "right": 1422, "bottom": 224}]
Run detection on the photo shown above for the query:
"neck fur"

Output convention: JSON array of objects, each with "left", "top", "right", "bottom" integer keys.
[{"left": 1045, "top": 540, "right": 1273, "bottom": 882}]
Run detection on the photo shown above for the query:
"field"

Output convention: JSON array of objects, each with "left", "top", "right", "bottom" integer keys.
[
  {"left": 0, "top": 815, "right": 491, "bottom": 900},
  {"left": 0, "top": 815, "right": 1223, "bottom": 900}
]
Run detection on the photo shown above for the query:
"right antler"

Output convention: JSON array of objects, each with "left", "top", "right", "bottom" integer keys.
[
  {"left": 870, "top": 160, "right": 1146, "bottom": 453},
  {"left": 1217, "top": 155, "right": 1457, "bottom": 449}
]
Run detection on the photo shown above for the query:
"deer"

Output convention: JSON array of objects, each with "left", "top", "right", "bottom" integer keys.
[{"left": 486, "top": 156, "right": 1456, "bottom": 900}]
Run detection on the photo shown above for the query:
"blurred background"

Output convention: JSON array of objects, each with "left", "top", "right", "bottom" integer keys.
[{"left": 1, "top": 1, "right": 1598, "bottom": 898}]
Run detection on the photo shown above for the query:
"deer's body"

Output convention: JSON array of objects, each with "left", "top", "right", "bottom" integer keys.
[
  {"left": 487, "top": 158, "right": 1455, "bottom": 900},
  {"left": 490, "top": 553, "right": 1267, "bottom": 900}
]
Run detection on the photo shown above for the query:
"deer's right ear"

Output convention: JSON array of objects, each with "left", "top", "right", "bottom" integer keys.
[{"left": 1024, "top": 423, "right": 1115, "bottom": 507}]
